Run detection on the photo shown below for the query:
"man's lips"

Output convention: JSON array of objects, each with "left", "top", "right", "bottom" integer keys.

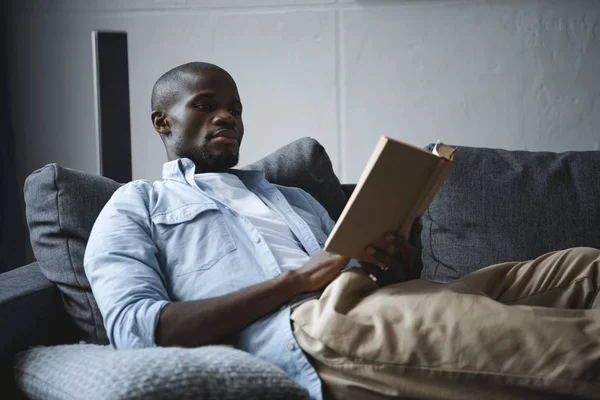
[
  {"left": 211, "top": 136, "right": 238, "bottom": 145},
  {"left": 210, "top": 129, "right": 239, "bottom": 145}
]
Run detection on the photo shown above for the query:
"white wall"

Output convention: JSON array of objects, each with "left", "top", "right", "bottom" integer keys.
[{"left": 6, "top": 0, "right": 600, "bottom": 186}]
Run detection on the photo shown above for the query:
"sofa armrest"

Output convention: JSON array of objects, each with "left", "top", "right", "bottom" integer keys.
[
  {"left": 0, "top": 262, "right": 79, "bottom": 399},
  {"left": 0, "top": 262, "right": 78, "bottom": 360}
]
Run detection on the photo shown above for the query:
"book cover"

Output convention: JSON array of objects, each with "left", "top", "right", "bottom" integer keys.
[{"left": 324, "top": 136, "right": 456, "bottom": 264}]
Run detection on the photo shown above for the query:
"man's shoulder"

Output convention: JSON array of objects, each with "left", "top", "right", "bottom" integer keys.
[
  {"left": 107, "top": 178, "right": 173, "bottom": 212},
  {"left": 107, "top": 178, "right": 205, "bottom": 218},
  {"left": 111, "top": 179, "right": 155, "bottom": 202}
]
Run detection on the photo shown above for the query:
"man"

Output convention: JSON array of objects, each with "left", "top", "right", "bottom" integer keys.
[{"left": 85, "top": 62, "right": 600, "bottom": 400}]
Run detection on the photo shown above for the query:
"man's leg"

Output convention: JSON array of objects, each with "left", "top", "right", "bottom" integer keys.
[
  {"left": 456, "top": 247, "right": 600, "bottom": 308},
  {"left": 291, "top": 247, "right": 600, "bottom": 399}
]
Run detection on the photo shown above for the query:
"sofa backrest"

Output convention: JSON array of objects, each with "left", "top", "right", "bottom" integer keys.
[
  {"left": 421, "top": 145, "right": 600, "bottom": 282},
  {"left": 24, "top": 138, "right": 600, "bottom": 341}
]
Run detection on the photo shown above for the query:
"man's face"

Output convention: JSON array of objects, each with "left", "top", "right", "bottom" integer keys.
[{"left": 162, "top": 69, "right": 244, "bottom": 172}]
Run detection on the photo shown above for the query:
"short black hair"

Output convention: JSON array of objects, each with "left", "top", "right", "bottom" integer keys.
[{"left": 150, "top": 62, "right": 230, "bottom": 112}]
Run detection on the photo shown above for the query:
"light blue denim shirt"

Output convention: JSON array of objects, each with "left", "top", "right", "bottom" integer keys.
[{"left": 84, "top": 158, "right": 342, "bottom": 400}]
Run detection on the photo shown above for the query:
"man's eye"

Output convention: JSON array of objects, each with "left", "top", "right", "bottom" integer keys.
[
  {"left": 195, "top": 104, "right": 214, "bottom": 111},
  {"left": 229, "top": 109, "right": 242, "bottom": 117}
]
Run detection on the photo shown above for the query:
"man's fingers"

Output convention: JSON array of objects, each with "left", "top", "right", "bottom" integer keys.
[
  {"left": 409, "top": 217, "right": 423, "bottom": 246},
  {"left": 386, "top": 236, "right": 414, "bottom": 255},
  {"left": 412, "top": 217, "right": 423, "bottom": 233},
  {"left": 381, "top": 232, "right": 414, "bottom": 257},
  {"left": 321, "top": 251, "right": 350, "bottom": 266},
  {"left": 359, "top": 262, "right": 383, "bottom": 280},
  {"left": 366, "top": 246, "right": 398, "bottom": 271}
]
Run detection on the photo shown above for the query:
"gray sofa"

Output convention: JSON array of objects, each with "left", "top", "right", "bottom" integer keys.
[{"left": 1, "top": 137, "right": 599, "bottom": 399}]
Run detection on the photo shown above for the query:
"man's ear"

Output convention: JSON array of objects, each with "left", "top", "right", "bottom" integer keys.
[{"left": 151, "top": 111, "right": 171, "bottom": 135}]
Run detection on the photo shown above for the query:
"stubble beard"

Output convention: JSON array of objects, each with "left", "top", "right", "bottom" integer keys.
[{"left": 176, "top": 139, "right": 239, "bottom": 173}]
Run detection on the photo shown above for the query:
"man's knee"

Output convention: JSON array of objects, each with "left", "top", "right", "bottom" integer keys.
[{"left": 563, "top": 247, "right": 600, "bottom": 261}]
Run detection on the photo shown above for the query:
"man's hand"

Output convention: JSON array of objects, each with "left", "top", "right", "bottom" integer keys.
[
  {"left": 291, "top": 251, "right": 350, "bottom": 293},
  {"left": 157, "top": 251, "right": 348, "bottom": 348},
  {"left": 360, "top": 216, "right": 422, "bottom": 286}
]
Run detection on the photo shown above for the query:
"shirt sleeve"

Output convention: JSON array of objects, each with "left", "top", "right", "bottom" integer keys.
[{"left": 84, "top": 182, "right": 171, "bottom": 349}]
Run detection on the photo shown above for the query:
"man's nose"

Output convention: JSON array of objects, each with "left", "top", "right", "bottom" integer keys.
[{"left": 213, "top": 109, "right": 236, "bottom": 126}]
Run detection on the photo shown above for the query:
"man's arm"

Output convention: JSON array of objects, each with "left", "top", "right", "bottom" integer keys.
[
  {"left": 85, "top": 183, "right": 348, "bottom": 349},
  {"left": 85, "top": 183, "right": 171, "bottom": 349},
  {"left": 156, "top": 250, "right": 347, "bottom": 347}
]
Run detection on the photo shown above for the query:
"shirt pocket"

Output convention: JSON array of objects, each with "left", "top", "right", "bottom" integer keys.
[{"left": 152, "top": 203, "right": 237, "bottom": 276}]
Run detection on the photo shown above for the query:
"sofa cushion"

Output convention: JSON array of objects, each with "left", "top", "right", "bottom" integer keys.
[
  {"left": 421, "top": 146, "right": 600, "bottom": 282},
  {"left": 24, "top": 137, "right": 345, "bottom": 344},
  {"left": 14, "top": 344, "right": 308, "bottom": 400},
  {"left": 24, "top": 166, "right": 120, "bottom": 344},
  {"left": 243, "top": 137, "right": 347, "bottom": 220}
]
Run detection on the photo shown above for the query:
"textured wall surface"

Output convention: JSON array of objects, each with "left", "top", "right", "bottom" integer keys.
[{"left": 6, "top": 0, "right": 600, "bottom": 184}]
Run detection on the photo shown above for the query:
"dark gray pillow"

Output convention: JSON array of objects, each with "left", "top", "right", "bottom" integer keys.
[
  {"left": 421, "top": 145, "right": 600, "bottom": 282},
  {"left": 24, "top": 137, "right": 345, "bottom": 344},
  {"left": 243, "top": 137, "right": 347, "bottom": 221},
  {"left": 25, "top": 165, "right": 120, "bottom": 344}
]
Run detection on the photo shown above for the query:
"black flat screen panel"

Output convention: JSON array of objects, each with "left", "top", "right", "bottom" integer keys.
[{"left": 92, "top": 31, "right": 132, "bottom": 183}]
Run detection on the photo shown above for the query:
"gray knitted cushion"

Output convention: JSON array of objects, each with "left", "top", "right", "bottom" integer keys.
[
  {"left": 24, "top": 137, "right": 345, "bottom": 344},
  {"left": 421, "top": 145, "right": 600, "bottom": 282},
  {"left": 14, "top": 344, "right": 308, "bottom": 400}
]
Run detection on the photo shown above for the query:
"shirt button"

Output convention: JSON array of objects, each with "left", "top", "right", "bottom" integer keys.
[
  {"left": 254, "top": 236, "right": 261, "bottom": 244},
  {"left": 272, "top": 271, "right": 281, "bottom": 278},
  {"left": 286, "top": 342, "right": 295, "bottom": 351},
  {"left": 224, "top": 206, "right": 230, "bottom": 211}
]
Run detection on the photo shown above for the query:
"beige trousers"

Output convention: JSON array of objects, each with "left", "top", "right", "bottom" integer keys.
[{"left": 291, "top": 247, "right": 600, "bottom": 399}]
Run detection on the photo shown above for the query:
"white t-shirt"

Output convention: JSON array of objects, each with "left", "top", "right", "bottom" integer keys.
[{"left": 194, "top": 173, "right": 311, "bottom": 272}]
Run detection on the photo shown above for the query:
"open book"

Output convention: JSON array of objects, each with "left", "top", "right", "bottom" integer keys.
[{"left": 324, "top": 136, "right": 456, "bottom": 264}]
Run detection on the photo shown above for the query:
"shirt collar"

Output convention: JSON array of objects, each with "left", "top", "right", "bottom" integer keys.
[{"left": 162, "top": 158, "right": 266, "bottom": 189}]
